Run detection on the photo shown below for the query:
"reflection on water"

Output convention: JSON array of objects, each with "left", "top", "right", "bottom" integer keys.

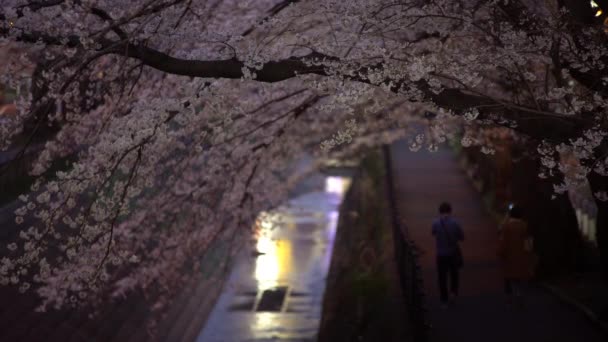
[
  {"left": 255, "top": 236, "right": 293, "bottom": 289},
  {"left": 253, "top": 177, "right": 349, "bottom": 293},
  {"left": 198, "top": 175, "right": 351, "bottom": 341},
  {"left": 253, "top": 312, "right": 279, "bottom": 333},
  {"left": 326, "top": 210, "right": 339, "bottom": 241},
  {"left": 322, "top": 210, "right": 339, "bottom": 271}
]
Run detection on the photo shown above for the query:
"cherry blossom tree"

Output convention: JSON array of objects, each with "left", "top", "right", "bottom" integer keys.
[{"left": 1, "top": 0, "right": 608, "bottom": 316}]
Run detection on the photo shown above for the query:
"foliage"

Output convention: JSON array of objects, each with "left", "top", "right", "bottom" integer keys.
[
  {"left": 0, "top": 0, "right": 608, "bottom": 315},
  {"left": 319, "top": 150, "right": 394, "bottom": 341}
]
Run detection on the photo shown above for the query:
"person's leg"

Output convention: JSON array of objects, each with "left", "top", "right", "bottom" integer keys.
[
  {"left": 504, "top": 278, "right": 514, "bottom": 306},
  {"left": 504, "top": 278, "right": 513, "bottom": 295},
  {"left": 512, "top": 279, "right": 526, "bottom": 307},
  {"left": 437, "top": 256, "right": 449, "bottom": 304},
  {"left": 449, "top": 256, "right": 460, "bottom": 297},
  {"left": 512, "top": 279, "right": 521, "bottom": 296}
]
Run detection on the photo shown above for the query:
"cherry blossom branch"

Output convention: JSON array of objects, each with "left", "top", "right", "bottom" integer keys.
[
  {"left": 15, "top": 0, "right": 64, "bottom": 14},
  {"left": 242, "top": 0, "right": 302, "bottom": 36},
  {"left": 93, "top": 145, "right": 143, "bottom": 282},
  {"left": 90, "top": 7, "right": 128, "bottom": 40},
  {"left": 4, "top": 22, "right": 596, "bottom": 142},
  {"left": 109, "top": 43, "right": 594, "bottom": 141}
]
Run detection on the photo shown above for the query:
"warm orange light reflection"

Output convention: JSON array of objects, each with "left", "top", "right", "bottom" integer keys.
[{"left": 254, "top": 236, "right": 293, "bottom": 288}]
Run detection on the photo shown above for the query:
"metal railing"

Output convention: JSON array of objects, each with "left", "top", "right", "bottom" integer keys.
[{"left": 383, "top": 145, "right": 428, "bottom": 342}]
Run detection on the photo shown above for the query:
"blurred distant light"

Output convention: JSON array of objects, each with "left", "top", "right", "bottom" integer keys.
[
  {"left": 256, "top": 235, "right": 274, "bottom": 255},
  {"left": 325, "top": 176, "right": 345, "bottom": 194}
]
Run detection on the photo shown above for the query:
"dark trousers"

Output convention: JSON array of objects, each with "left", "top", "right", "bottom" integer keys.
[
  {"left": 504, "top": 278, "right": 523, "bottom": 296},
  {"left": 437, "top": 255, "right": 459, "bottom": 303}
]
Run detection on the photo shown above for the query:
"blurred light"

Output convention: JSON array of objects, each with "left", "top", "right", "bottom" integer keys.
[
  {"left": 255, "top": 239, "right": 279, "bottom": 285},
  {"left": 254, "top": 239, "right": 292, "bottom": 288},
  {"left": 591, "top": 0, "right": 599, "bottom": 8},
  {"left": 253, "top": 313, "right": 278, "bottom": 334},
  {"left": 325, "top": 176, "right": 348, "bottom": 194},
  {"left": 254, "top": 212, "right": 293, "bottom": 289},
  {"left": 256, "top": 235, "right": 274, "bottom": 255},
  {"left": 596, "top": 9, "right": 603, "bottom": 17},
  {"left": 327, "top": 211, "right": 338, "bottom": 238}
]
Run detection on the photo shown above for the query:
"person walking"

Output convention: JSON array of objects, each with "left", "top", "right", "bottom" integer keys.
[
  {"left": 498, "top": 203, "right": 533, "bottom": 307},
  {"left": 432, "top": 202, "right": 464, "bottom": 308}
]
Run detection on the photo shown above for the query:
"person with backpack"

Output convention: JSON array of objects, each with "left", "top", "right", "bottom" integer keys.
[{"left": 432, "top": 202, "right": 465, "bottom": 308}]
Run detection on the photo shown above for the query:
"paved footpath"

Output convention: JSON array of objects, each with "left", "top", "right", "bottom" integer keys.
[{"left": 390, "top": 141, "right": 606, "bottom": 342}]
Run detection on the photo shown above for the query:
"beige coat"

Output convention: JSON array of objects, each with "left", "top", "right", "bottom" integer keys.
[{"left": 498, "top": 218, "right": 533, "bottom": 279}]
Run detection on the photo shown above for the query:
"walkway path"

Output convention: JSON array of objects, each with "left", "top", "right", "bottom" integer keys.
[{"left": 390, "top": 141, "right": 606, "bottom": 342}]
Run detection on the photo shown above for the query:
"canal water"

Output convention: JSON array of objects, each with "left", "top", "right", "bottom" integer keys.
[{"left": 197, "top": 176, "right": 351, "bottom": 342}]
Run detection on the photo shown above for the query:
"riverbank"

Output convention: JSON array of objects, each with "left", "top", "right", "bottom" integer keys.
[{"left": 318, "top": 150, "right": 410, "bottom": 342}]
